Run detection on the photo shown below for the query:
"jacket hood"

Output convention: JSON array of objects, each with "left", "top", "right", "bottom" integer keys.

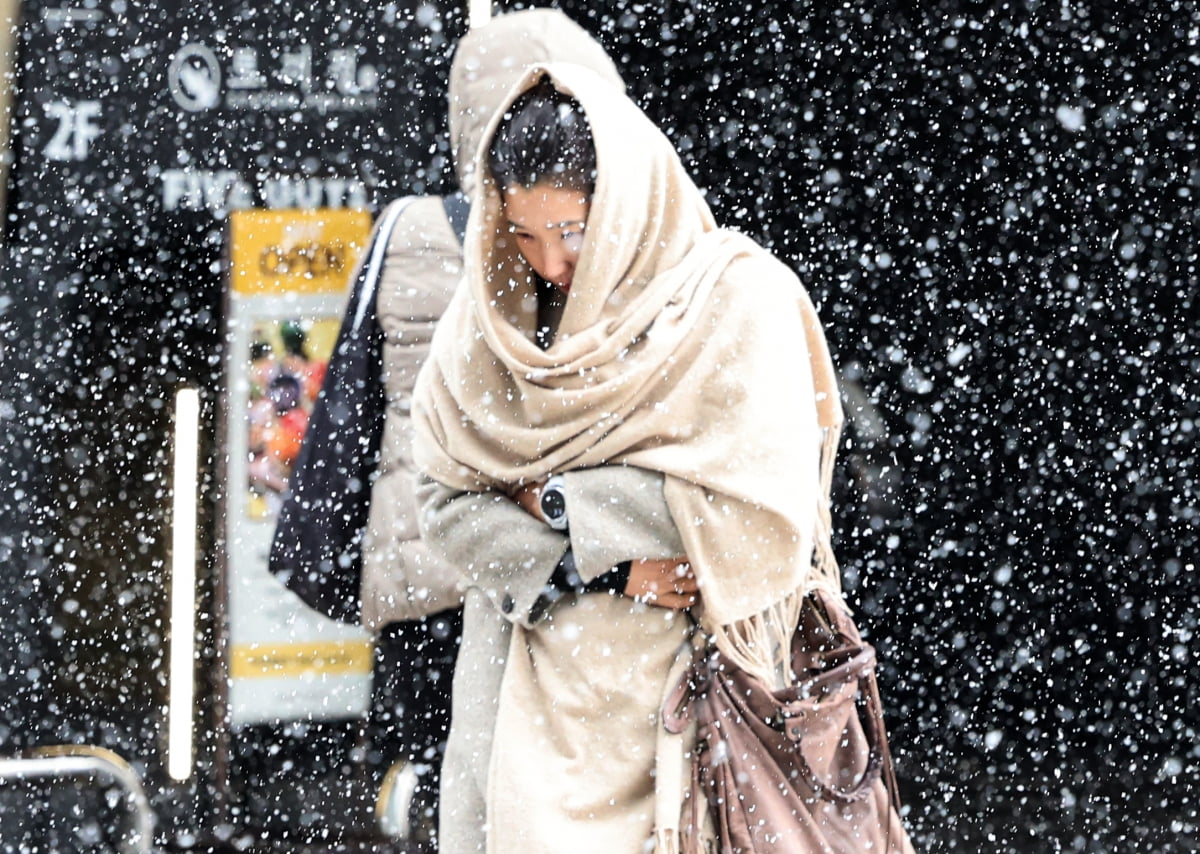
[{"left": 447, "top": 9, "right": 625, "bottom": 195}]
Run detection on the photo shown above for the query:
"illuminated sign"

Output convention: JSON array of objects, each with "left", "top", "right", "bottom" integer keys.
[{"left": 167, "top": 42, "right": 380, "bottom": 114}]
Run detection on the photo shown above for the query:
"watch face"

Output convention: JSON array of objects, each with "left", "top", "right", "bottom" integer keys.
[{"left": 541, "top": 488, "right": 567, "bottom": 520}]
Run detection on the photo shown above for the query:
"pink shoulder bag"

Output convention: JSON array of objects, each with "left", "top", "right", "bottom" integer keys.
[{"left": 663, "top": 590, "right": 914, "bottom": 853}]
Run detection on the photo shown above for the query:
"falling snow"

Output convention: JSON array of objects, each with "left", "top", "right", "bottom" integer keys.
[{"left": 2, "top": 1, "right": 1198, "bottom": 852}]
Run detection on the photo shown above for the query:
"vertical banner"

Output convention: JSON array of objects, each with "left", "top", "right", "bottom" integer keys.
[{"left": 223, "top": 208, "right": 373, "bottom": 726}]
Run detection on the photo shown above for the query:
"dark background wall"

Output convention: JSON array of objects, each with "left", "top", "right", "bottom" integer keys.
[
  {"left": 2, "top": 0, "right": 1197, "bottom": 851},
  {"left": 0, "top": 0, "right": 470, "bottom": 846}
]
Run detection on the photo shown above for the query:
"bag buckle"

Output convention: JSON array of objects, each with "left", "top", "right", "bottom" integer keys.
[{"left": 774, "top": 705, "right": 808, "bottom": 741}]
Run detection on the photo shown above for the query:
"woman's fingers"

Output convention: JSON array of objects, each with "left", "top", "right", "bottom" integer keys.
[
  {"left": 510, "top": 481, "right": 544, "bottom": 519},
  {"left": 650, "top": 591, "right": 699, "bottom": 610},
  {"left": 668, "top": 566, "right": 699, "bottom": 593},
  {"left": 639, "top": 558, "right": 696, "bottom": 587},
  {"left": 626, "top": 557, "right": 698, "bottom": 608}
]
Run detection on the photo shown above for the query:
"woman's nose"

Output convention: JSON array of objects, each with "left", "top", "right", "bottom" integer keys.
[{"left": 541, "top": 242, "right": 575, "bottom": 280}]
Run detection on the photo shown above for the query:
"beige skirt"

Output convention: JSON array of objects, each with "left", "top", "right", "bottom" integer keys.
[{"left": 486, "top": 593, "right": 693, "bottom": 854}]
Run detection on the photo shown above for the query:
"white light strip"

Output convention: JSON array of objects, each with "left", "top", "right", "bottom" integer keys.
[
  {"left": 168, "top": 388, "right": 200, "bottom": 782},
  {"left": 468, "top": 0, "right": 492, "bottom": 30}
]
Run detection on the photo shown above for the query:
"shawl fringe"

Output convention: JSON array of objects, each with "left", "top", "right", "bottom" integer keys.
[{"left": 708, "top": 423, "right": 845, "bottom": 689}]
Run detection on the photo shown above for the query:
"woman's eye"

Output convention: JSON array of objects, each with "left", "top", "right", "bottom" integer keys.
[{"left": 562, "top": 231, "right": 585, "bottom": 254}]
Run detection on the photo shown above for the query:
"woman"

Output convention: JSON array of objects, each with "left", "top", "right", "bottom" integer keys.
[{"left": 412, "top": 64, "right": 846, "bottom": 853}]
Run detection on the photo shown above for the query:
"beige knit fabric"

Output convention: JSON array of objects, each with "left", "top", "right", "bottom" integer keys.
[{"left": 413, "top": 62, "right": 845, "bottom": 682}]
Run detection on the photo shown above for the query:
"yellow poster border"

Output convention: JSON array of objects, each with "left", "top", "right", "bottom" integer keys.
[
  {"left": 229, "top": 208, "right": 372, "bottom": 296},
  {"left": 230, "top": 640, "right": 375, "bottom": 680}
]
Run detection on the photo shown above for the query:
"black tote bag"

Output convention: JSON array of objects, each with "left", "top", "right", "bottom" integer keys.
[{"left": 267, "top": 199, "right": 412, "bottom": 623}]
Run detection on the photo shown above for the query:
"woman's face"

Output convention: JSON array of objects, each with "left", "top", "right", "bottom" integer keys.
[{"left": 502, "top": 182, "right": 591, "bottom": 294}]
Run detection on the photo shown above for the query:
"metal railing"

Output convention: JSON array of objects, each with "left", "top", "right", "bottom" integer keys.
[{"left": 0, "top": 745, "right": 154, "bottom": 854}]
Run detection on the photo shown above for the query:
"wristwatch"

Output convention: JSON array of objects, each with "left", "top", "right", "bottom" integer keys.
[{"left": 539, "top": 475, "right": 569, "bottom": 531}]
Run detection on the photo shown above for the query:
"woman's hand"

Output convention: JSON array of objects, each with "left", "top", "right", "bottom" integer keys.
[
  {"left": 625, "top": 558, "right": 698, "bottom": 610},
  {"left": 510, "top": 480, "right": 545, "bottom": 521}
]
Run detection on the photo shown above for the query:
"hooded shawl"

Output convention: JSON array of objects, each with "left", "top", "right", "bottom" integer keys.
[
  {"left": 448, "top": 10, "right": 625, "bottom": 196},
  {"left": 412, "top": 62, "right": 844, "bottom": 685}
]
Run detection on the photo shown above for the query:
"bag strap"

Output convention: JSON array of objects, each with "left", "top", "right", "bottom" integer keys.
[
  {"left": 349, "top": 196, "right": 414, "bottom": 336},
  {"left": 810, "top": 585, "right": 902, "bottom": 817},
  {"left": 864, "top": 664, "right": 904, "bottom": 817},
  {"left": 784, "top": 658, "right": 886, "bottom": 805},
  {"left": 441, "top": 190, "right": 469, "bottom": 245},
  {"left": 662, "top": 658, "right": 702, "bottom": 735}
]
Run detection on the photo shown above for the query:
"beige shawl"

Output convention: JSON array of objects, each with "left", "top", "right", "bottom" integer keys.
[
  {"left": 412, "top": 62, "right": 844, "bottom": 683},
  {"left": 447, "top": 8, "right": 625, "bottom": 196}
]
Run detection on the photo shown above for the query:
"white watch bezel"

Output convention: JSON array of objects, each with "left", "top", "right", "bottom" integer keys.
[{"left": 540, "top": 475, "right": 569, "bottom": 531}]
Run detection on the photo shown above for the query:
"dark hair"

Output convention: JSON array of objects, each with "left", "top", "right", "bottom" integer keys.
[{"left": 488, "top": 78, "right": 597, "bottom": 192}]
